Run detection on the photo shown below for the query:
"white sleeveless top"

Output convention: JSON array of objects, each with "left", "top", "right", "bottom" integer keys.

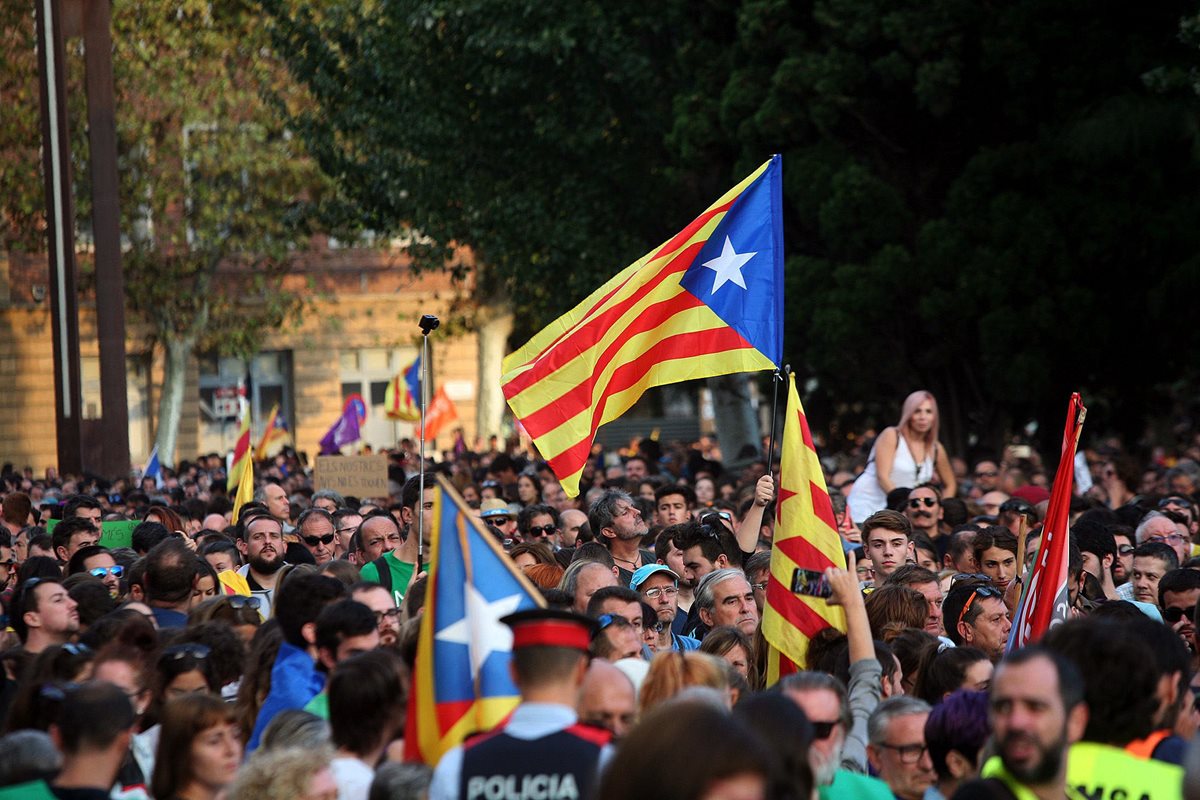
[{"left": 846, "top": 431, "right": 935, "bottom": 524}]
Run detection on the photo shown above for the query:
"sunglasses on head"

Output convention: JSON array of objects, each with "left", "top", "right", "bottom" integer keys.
[
  {"left": 161, "top": 643, "right": 211, "bottom": 662},
  {"left": 956, "top": 584, "right": 1002, "bottom": 629},
  {"left": 227, "top": 595, "right": 261, "bottom": 610},
  {"left": 303, "top": 533, "right": 336, "bottom": 547},
  {"left": 908, "top": 497, "right": 937, "bottom": 508}
]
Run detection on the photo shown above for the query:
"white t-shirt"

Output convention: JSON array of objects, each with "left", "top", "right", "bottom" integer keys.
[{"left": 330, "top": 755, "right": 375, "bottom": 800}]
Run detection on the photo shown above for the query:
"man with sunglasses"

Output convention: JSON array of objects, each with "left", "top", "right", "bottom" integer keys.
[
  {"left": 517, "top": 503, "right": 561, "bottom": 548},
  {"left": 1158, "top": 568, "right": 1200, "bottom": 654},
  {"left": 296, "top": 508, "right": 337, "bottom": 566},
  {"left": 66, "top": 544, "right": 124, "bottom": 598},
  {"left": 904, "top": 485, "right": 945, "bottom": 543},
  {"left": 943, "top": 578, "right": 1012, "bottom": 663},
  {"left": 866, "top": 696, "right": 936, "bottom": 800}
]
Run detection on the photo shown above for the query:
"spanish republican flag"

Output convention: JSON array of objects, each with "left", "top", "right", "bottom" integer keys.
[
  {"left": 501, "top": 156, "right": 784, "bottom": 497},
  {"left": 226, "top": 393, "right": 252, "bottom": 492},
  {"left": 763, "top": 375, "right": 846, "bottom": 685}
]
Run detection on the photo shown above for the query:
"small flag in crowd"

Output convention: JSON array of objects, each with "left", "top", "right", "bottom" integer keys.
[
  {"left": 231, "top": 455, "right": 254, "bottom": 525},
  {"left": 254, "top": 404, "right": 291, "bottom": 460},
  {"left": 319, "top": 395, "right": 365, "bottom": 455},
  {"left": 142, "top": 444, "right": 164, "bottom": 490},
  {"left": 404, "top": 475, "right": 544, "bottom": 764},
  {"left": 762, "top": 374, "right": 847, "bottom": 685},
  {"left": 501, "top": 156, "right": 785, "bottom": 497},
  {"left": 1007, "top": 393, "right": 1087, "bottom": 651},
  {"left": 422, "top": 386, "right": 459, "bottom": 442},
  {"left": 384, "top": 354, "right": 422, "bottom": 421},
  {"left": 226, "top": 390, "right": 252, "bottom": 492}
]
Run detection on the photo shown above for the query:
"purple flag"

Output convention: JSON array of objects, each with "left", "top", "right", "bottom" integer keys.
[{"left": 319, "top": 402, "right": 362, "bottom": 454}]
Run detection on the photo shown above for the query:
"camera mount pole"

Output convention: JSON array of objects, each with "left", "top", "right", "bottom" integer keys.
[{"left": 416, "top": 314, "right": 440, "bottom": 563}]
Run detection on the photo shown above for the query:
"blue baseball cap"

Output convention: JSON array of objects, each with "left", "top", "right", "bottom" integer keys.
[{"left": 630, "top": 564, "right": 679, "bottom": 591}]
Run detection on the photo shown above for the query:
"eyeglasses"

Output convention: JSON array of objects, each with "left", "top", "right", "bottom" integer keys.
[
  {"left": 303, "top": 533, "right": 336, "bottom": 547},
  {"left": 957, "top": 585, "right": 1002, "bottom": 629},
  {"left": 974, "top": 470, "right": 998, "bottom": 478},
  {"left": 1165, "top": 606, "right": 1194, "bottom": 625},
  {"left": 750, "top": 582, "right": 767, "bottom": 592},
  {"left": 227, "top": 595, "right": 261, "bottom": 610},
  {"left": 89, "top": 565, "right": 125, "bottom": 579},
  {"left": 373, "top": 608, "right": 402, "bottom": 623},
  {"left": 160, "top": 643, "right": 211, "bottom": 661},
  {"left": 643, "top": 620, "right": 664, "bottom": 634},
  {"left": 810, "top": 720, "right": 839, "bottom": 740},
  {"left": 908, "top": 497, "right": 937, "bottom": 508},
  {"left": 1148, "top": 533, "right": 1186, "bottom": 546},
  {"left": 527, "top": 525, "right": 559, "bottom": 537},
  {"left": 642, "top": 585, "right": 679, "bottom": 600},
  {"left": 878, "top": 742, "right": 928, "bottom": 764}
]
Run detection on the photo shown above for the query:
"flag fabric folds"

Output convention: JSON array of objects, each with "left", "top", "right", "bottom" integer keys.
[
  {"left": 1007, "top": 393, "right": 1087, "bottom": 651},
  {"left": 319, "top": 396, "right": 364, "bottom": 455},
  {"left": 422, "top": 386, "right": 459, "bottom": 442},
  {"left": 501, "top": 156, "right": 785, "bottom": 497},
  {"left": 231, "top": 456, "right": 254, "bottom": 525},
  {"left": 254, "top": 404, "right": 290, "bottom": 460},
  {"left": 142, "top": 445, "right": 164, "bottom": 490},
  {"left": 226, "top": 393, "right": 252, "bottom": 492},
  {"left": 385, "top": 355, "right": 422, "bottom": 421},
  {"left": 404, "top": 475, "right": 544, "bottom": 764},
  {"left": 762, "top": 374, "right": 847, "bottom": 685}
]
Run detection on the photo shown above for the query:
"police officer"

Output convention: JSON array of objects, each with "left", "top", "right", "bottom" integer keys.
[{"left": 429, "top": 609, "right": 611, "bottom": 800}]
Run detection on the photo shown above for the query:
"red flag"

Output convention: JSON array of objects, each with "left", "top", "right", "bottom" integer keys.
[
  {"left": 1007, "top": 393, "right": 1087, "bottom": 651},
  {"left": 422, "top": 386, "right": 458, "bottom": 442}
]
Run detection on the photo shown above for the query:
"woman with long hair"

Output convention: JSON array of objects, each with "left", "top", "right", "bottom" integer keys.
[
  {"left": 847, "top": 390, "right": 957, "bottom": 522},
  {"left": 638, "top": 651, "right": 730, "bottom": 713},
  {"left": 151, "top": 694, "right": 242, "bottom": 800}
]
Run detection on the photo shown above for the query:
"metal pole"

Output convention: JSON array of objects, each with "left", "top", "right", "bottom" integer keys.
[
  {"left": 415, "top": 314, "right": 440, "bottom": 563},
  {"left": 765, "top": 365, "right": 789, "bottom": 471}
]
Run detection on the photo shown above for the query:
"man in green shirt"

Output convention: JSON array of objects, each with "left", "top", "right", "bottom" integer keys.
[{"left": 359, "top": 474, "right": 433, "bottom": 605}]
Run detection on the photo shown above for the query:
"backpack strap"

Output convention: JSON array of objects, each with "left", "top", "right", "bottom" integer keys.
[{"left": 372, "top": 555, "right": 393, "bottom": 595}]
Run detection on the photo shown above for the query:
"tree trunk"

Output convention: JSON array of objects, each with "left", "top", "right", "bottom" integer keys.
[
  {"left": 708, "top": 372, "right": 763, "bottom": 466},
  {"left": 476, "top": 300, "right": 514, "bottom": 442},
  {"left": 154, "top": 334, "right": 193, "bottom": 468}
]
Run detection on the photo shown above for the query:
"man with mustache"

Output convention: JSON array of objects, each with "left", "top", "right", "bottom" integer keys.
[
  {"left": 237, "top": 511, "right": 288, "bottom": 614},
  {"left": 905, "top": 485, "right": 945, "bottom": 543},
  {"left": 953, "top": 647, "right": 1086, "bottom": 800}
]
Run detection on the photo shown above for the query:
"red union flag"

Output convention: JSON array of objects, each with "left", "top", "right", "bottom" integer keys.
[
  {"left": 1008, "top": 393, "right": 1087, "bottom": 651},
  {"left": 762, "top": 374, "right": 846, "bottom": 684}
]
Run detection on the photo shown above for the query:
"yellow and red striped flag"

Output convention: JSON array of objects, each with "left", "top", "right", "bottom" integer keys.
[
  {"left": 763, "top": 374, "right": 847, "bottom": 684},
  {"left": 231, "top": 455, "right": 254, "bottom": 525},
  {"left": 501, "top": 157, "right": 784, "bottom": 497},
  {"left": 226, "top": 393, "right": 252, "bottom": 492},
  {"left": 254, "top": 404, "right": 291, "bottom": 460}
]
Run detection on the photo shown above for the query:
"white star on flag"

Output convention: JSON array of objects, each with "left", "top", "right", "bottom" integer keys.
[
  {"left": 434, "top": 583, "right": 525, "bottom": 678},
  {"left": 700, "top": 236, "right": 757, "bottom": 294}
]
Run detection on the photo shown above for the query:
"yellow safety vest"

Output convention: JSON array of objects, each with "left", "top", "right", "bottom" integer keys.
[{"left": 1066, "top": 741, "right": 1182, "bottom": 800}]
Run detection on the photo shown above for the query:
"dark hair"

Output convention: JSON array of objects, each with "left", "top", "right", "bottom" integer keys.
[
  {"left": 3, "top": 644, "right": 98, "bottom": 733},
  {"left": 68, "top": 578, "right": 118, "bottom": 628},
  {"left": 924, "top": 689, "right": 989, "bottom": 779},
  {"left": 296, "top": 507, "right": 335, "bottom": 536},
  {"left": 328, "top": 649, "right": 408, "bottom": 757},
  {"left": 1072, "top": 518, "right": 1116, "bottom": 561},
  {"left": 1002, "top": 645, "right": 1085, "bottom": 711},
  {"left": 51, "top": 517, "right": 97, "bottom": 558},
  {"left": 65, "top": 544, "right": 111, "bottom": 577},
  {"left": 864, "top": 585, "right": 927, "bottom": 639},
  {"left": 914, "top": 646, "right": 990, "bottom": 704},
  {"left": 654, "top": 484, "right": 696, "bottom": 508},
  {"left": 946, "top": 528, "right": 978, "bottom": 566},
  {"left": 971, "top": 526, "right": 1017, "bottom": 565},
  {"left": 172, "top": 622, "right": 247, "bottom": 689},
  {"left": 151, "top": 693, "right": 238, "bottom": 800},
  {"left": 144, "top": 538, "right": 197, "bottom": 604},
  {"left": 862, "top": 510, "right": 912, "bottom": 543},
  {"left": 11, "top": 574, "right": 66, "bottom": 643},
  {"left": 595, "top": 700, "right": 779, "bottom": 800},
  {"left": 571, "top": 542, "right": 615, "bottom": 568},
  {"left": 400, "top": 473, "right": 434, "bottom": 514},
  {"left": 315, "top": 600, "right": 378, "bottom": 659},
  {"left": 883, "top": 564, "right": 939, "bottom": 589},
  {"left": 699, "top": 626, "right": 758, "bottom": 688},
  {"left": 1158, "top": 568, "right": 1200, "bottom": 609},
  {"left": 733, "top": 692, "right": 813, "bottom": 799},
  {"left": 887, "top": 628, "right": 938, "bottom": 694},
  {"left": 941, "top": 580, "right": 1000, "bottom": 645},
  {"left": 1041, "top": 619, "right": 1157, "bottom": 746},
  {"left": 62, "top": 494, "right": 102, "bottom": 521},
  {"left": 1133, "top": 541, "right": 1179, "bottom": 571},
  {"left": 517, "top": 504, "right": 559, "bottom": 535},
  {"left": 671, "top": 520, "right": 740, "bottom": 566},
  {"left": 53, "top": 681, "right": 135, "bottom": 754},
  {"left": 585, "top": 585, "right": 641, "bottom": 619},
  {"left": 509, "top": 541, "right": 556, "bottom": 567},
  {"left": 131, "top": 521, "right": 171, "bottom": 555},
  {"left": 274, "top": 574, "right": 347, "bottom": 648}
]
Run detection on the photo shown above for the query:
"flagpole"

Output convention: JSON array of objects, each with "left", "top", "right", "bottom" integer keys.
[
  {"left": 416, "top": 315, "right": 440, "bottom": 563},
  {"left": 765, "top": 365, "right": 789, "bottom": 471}
]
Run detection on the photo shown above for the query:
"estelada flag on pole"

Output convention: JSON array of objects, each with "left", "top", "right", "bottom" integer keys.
[
  {"left": 762, "top": 374, "right": 847, "bottom": 684},
  {"left": 501, "top": 156, "right": 785, "bottom": 497},
  {"left": 403, "top": 475, "right": 544, "bottom": 764},
  {"left": 385, "top": 354, "right": 422, "bottom": 421},
  {"left": 226, "top": 390, "right": 251, "bottom": 492},
  {"left": 1007, "top": 393, "right": 1087, "bottom": 651}
]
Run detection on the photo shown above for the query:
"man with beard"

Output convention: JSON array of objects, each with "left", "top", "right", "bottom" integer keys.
[
  {"left": 589, "top": 489, "right": 653, "bottom": 586},
  {"left": 350, "top": 582, "right": 401, "bottom": 648},
  {"left": 905, "top": 485, "right": 945, "bottom": 544},
  {"left": 780, "top": 672, "right": 893, "bottom": 799},
  {"left": 952, "top": 647, "right": 1087, "bottom": 800},
  {"left": 360, "top": 475, "right": 434, "bottom": 606},
  {"left": 237, "top": 511, "right": 287, "bottom": 614}
]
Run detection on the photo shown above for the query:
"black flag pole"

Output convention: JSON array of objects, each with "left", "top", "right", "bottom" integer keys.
[
  {"left": 765, "top": 365, "right": 790, "bottom": 472},
  {"left": 416, "top": 314, "right": 440, "bottom": 563}
]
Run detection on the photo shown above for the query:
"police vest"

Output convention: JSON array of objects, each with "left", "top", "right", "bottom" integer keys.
[
  {"left": 1066, "top": 741, "right": 1182, "bottom": 800},
  {"left": 459, "top": 725, "right": 608, "bottom": 800}
]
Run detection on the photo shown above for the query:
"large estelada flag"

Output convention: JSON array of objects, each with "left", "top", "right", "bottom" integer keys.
[
  {"left": 762, "top": 374, "right": 847, "bottom": 685},
  {"left": 385, "top": 354, "right": 422, "bottom": 422},
  {"left": 404, "top": 475, "right": 544, "bottom": 764},
  {"left": 1007, "top": 393, "right": 1087, "bottom": 651},
  {"left": 254, "top": 404, "right": 291, "bottom": 460},
  {"left": 226, "top": 391, "right": 251, "bottom": 492},
  {"left": 501, "top": 156, "right": 784, "bottom": 496}
]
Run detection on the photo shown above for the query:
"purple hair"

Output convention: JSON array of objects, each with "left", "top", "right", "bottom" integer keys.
[{"left": 924, "top": 689, "right": 989, "bottom": 780}]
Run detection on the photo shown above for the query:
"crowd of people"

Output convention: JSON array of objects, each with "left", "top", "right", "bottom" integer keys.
[{"left": 1, "top": 388, "right": 1200, "bottom": 799}]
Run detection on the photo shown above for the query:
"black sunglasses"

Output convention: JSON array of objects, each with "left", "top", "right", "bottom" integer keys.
[
  {"left": 908, "top": 497, "right": 937, "bottom": 508},
  {"left": 303, "top": 533, "right": 336, "bottom": 547},
  {"left": 1160, "top": 497, "right": 1194, "bottom": 509},
  {"left": 810, "top": 720, "right": 838, "bottom": 740},
  {"left": 227, "top": 595, "right": 261, "bottom": 610},
  {"left": 527, "top": 524, "right": 559, "bottom": 537}
]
